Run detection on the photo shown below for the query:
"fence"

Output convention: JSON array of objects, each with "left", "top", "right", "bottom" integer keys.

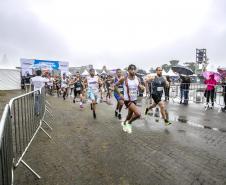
[
  {"left": 0, "top": 105, "right": 13, "bottom": 185},
  {"left": 168, "top": 83, "right": 226, "bottom": 108},
  {"left": 0, "top": 87, "right": 54, "bottom": 185}
]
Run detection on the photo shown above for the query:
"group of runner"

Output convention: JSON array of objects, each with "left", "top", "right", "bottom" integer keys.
[
  {"left": 43, "top": 64, "right": 172, "bottom": 134},
  {"left": 66, "top": 65, "right": 172, "bottom": 133}
]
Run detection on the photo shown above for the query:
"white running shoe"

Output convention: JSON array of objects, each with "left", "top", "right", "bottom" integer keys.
[
  {"left": 126, "top": 123, "right": 132, "bottom": 134},
  {"left": 121, "top": 122, "right": 127, "bottom": 132}
]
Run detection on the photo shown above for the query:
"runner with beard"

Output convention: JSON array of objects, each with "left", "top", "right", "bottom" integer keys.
[
  {"left": 115, "top": 64, "right": 145, "bottom": 134},
  {"left": 145, "top": 67, "right": 172, "bottom": 126}
]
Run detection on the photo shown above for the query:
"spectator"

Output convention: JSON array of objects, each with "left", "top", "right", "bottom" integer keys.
[
  {"left": 222, "top": 77, "right": 226, "bottom": 111},
  {"left": 164, "top": 76, "right": 171, "bottom": 101},
  {"left": 180, "top": 75, "right": 191, "bottom": 105},
  {"left": 30, "top": 70, "right": 49, "bottom": 115},
  {"left": 204, "top": 74, "right": 217, "bottom": 107}
]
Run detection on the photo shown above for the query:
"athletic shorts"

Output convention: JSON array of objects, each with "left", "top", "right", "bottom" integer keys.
[
  {"left": 87, "top": 89, "right": 100, "bottom": 103},
  {"left": 114, "top": 92, "right": 123, "bottom": 101},
  {"left": 124, "top": 100, "right": 137, "bottom": 108},
  {"left": 152, "top": 94, "right": 162, "bottom": 104},
  {"left": 74, "top": 89, "right": 82, "bottom": 97}
]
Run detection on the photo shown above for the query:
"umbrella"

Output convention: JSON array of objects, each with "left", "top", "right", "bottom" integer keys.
[
  {"left": 202, "top": 71, "right": 222, "bottom": 82},
  {"left": 171, "top": 65, "right": 193, "bottom": 75}
]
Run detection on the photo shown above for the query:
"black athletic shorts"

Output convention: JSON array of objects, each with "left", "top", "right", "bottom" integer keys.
[
  {"left": 152, "top": 94, "right": 162, "bottom": 104},
  {"left": 124, "top": 100, "right": 137, "bottom": 108},
  {"left": 74, "top": 89, "right": 82, "bottom": 97}
]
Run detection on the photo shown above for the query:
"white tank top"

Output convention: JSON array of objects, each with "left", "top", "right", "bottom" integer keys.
[
  {"left": 123, "top": 76, "right": 139, "bottom": 101},
  {"left": 87, "top": 76, "right": 99, "bottom": 93}
]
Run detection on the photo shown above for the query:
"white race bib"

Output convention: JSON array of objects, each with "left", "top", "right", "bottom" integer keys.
[
  {"left": 157, "top": 87, "right": 163, "bottom": 91},
  {"left": 76, "top": 87, "right": 81, "bottom": 91}
]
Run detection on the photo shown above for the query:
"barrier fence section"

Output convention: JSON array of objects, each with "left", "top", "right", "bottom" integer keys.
[
  {"left": 7, "top": 88, "right": 53, "bottom": 180},
  {"left": 0, "top": 104, "right": 13, "bottom": 185},
  {"left": 169, "top": 83, "right": 226, "bottom": 108}
]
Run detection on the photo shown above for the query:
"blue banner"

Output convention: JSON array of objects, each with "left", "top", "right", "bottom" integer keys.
[{"left": 34, "top": 60, "right": 59, "bottom": 70}]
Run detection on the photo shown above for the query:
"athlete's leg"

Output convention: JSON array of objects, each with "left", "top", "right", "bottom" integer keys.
[{"left": 127, "top": 103, "right": 141, "bottom": 124}]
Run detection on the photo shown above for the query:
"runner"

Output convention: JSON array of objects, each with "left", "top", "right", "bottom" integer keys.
[
  {"left": 84, "top": 68, "right": 102, "bottom": 119},
  {"left": 73, "top": 72, "right": 84, "bottom": 108},
  {"left": 115, "top": 64, "right": 145, "bottom": 133},
  {"left": 61, "top": 73, "right": 69, "bottom": 100},
  {"left": 114, "top": 69, "right": 124, "bottom": 120},
  {"left": 105, "top": 75, "right": 114, "bottom": 103},
  {"left": 145, "top": 67, "right": 172, "bottom": 126}
]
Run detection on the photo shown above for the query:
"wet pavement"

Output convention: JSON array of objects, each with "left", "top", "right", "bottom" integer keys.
[{"left": 14, "top": 95, "right": 226, "bottom": 185}]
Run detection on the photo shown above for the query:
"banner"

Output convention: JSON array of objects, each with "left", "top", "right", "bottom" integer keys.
[
  {"left": 20, "top": 58, "right": 69, "bottom": 76},
  {"left": 20, "top": 58, "right": 34, "bottom": 76},
  {"left": 34, "top": 60, "right": 59, "bottom": 70}
]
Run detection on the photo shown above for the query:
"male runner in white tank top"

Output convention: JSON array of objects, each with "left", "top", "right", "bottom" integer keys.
[
  {"left": 84, "top": 68, "right": 102, "bottom": 119},
  {"left": 115, "top": 64, "right": 145, "bottom": 133}
]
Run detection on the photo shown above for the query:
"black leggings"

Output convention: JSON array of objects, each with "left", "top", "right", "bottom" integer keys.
[{"left": 206, "top": 89, "right": 215, "bottom": 104}]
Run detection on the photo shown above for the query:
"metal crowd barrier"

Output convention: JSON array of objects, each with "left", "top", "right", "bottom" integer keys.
[
  {"left": 168, "top": 83, "right": 226, "bottom": 110},
  {"left": 7, "top": 88, "right": 54, "bottom": 180},
  {"left": 215, "top": 85, "right": 226, "bottom": 112},
  {"left": 169, "top": 83, "right": 206, "bottom": 104},
  {"left": 0, "top": 104, "right": 13, "bottom": 185}
]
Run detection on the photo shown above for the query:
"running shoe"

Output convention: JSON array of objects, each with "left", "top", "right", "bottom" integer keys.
[
  {"left": 118, "top": 113, "right": 122, "bottom": 120},
  {"left": 164, "top": 119, "right": 172, "bottom": 126},
  {"left": 121, "top": 122, "right": 127, "bottom": 132},
  {"left": 73, "top": 99, "right": 75, "bottom": 103},
  {"left": 80, "top": 104, "right": 84, "bottom": 109},
  {"left": 90, "top": 104, "right": 93, "bottom": 110},
  {"left": 126, "top": 123, "right": 132, "bottom": 134},
  {"left": 115, "top": 110, "right": 118, "bottom": 117}
]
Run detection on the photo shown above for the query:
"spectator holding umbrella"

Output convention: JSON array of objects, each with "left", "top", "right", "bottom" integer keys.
[
  {"left": 179, "top": 75, "right": 191, "bottom": 105},
  {"left": 204, "top": 74, "right": 217, "bottom": 108}
]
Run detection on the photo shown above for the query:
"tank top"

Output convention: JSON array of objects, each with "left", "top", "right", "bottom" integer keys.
[
  {"left": 152, "top": 76, "right": 166, "bottom": 95},
  {"left": 87, "top": 76, "right": 99, "bottom": 93},
  {"left": 114, "top": 77, "right": 124, "bottom": 94},
  {"left": 123, "top": 76, "right": 139, "bottom": 101},
  {"left": 74, "top": 79, "right": 83, "bottom": 91}
]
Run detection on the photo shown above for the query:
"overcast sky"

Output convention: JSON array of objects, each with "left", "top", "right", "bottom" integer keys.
[{"left": 0, "top": 0, "right": 226, "bottom": 69}]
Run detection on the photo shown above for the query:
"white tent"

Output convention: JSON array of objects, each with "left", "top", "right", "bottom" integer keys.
[
  {"left": 162, "top": 69, "right": 168, "bottom": 76},
  {"left": 167, "top": 69, "right": 179, "bottom": 76},
  {"left": 81, "top": 69, "right": 89, "bottom": 76},
  {"left": 0, "top": 66, "right": 21, "bottom": 90}
]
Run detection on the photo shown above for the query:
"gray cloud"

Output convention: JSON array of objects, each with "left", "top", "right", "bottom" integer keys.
[
  {"left": 0, "top": 0, "right": 70, "bottom": 66},
  {"left": 0, "top": 0, "right": 226, "bottom": 69}
]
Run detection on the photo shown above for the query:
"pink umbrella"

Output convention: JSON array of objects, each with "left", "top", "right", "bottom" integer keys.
[{"left": 202, "top": 71, "right": 222, "bottom": 82}]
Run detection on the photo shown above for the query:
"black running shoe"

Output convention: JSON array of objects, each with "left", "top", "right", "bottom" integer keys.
[
  {"left": 73, "top": 99, "right": 75, "bottom": 103},
  {"left": 118, "top": 113, "right": 122, "bottom": 120},
  {"left": 164, "top": 119, "right": 172, "bottom": 126},
  {"left": 115, "top": 111, "right": 118, "bottom": 117},
  {"left": 93, "top": 110, "right": 96, "bottom": 119},
  {"left": 145, "top": 108, "right": 149, "bottom": 115}
]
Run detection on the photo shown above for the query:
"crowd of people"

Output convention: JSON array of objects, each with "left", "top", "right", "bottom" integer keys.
[{"left": 25, "top": 64, "right": 226, "bottom": 134}]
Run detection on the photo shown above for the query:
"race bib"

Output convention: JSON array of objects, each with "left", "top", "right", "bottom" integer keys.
[
  {"left": 157, "top": 87, "right": 163, "bottom": 91},
  {"left": 76, "top": 87, "right": 81, "bottom": 91},
  {"left": 130, "top": 87, "right": 138, "bottom": 100},
  {"left": 118, "top": 87, "right": 123, "bottom": 92}
]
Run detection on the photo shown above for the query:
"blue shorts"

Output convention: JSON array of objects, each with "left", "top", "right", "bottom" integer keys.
[{"left": 114, "top": 92, "right": 123, "bottom": 101}]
